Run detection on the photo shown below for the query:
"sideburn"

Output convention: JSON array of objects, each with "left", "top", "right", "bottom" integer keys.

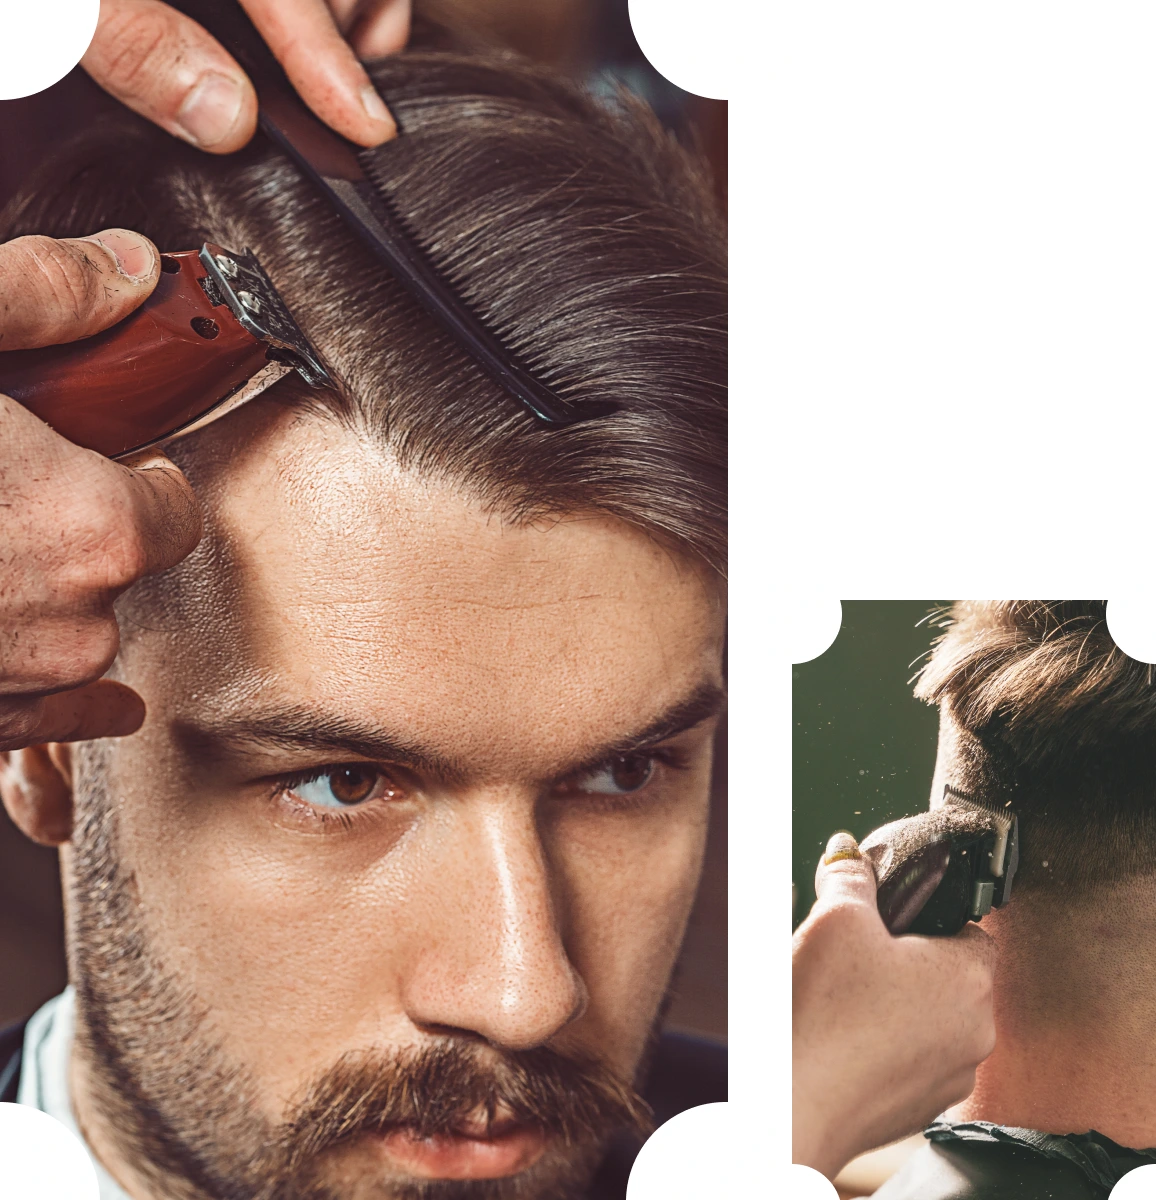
[{"left": 64, "top": 743, "right": 653, "bottom": 1200}]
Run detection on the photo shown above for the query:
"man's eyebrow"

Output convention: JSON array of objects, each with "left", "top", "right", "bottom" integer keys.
[{"left": 178, "top": 680, "right": 725, "bottom": 784}]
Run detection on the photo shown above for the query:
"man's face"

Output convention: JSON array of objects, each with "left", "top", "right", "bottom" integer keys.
[{"left": 63, "top": 402, "right": 725, "bottom": 1198}]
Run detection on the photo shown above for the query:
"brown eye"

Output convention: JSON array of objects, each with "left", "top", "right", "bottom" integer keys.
[
  {"left": 610, "top": 754, "right": 654, "bottom": 791},
  {"left": 289, "top": 764, "right": 399, "bottom": 809},
  {"left": 329, "top": 765, "right": 379, "bottom": 805},
  {"left": 567, "top": 753, "right": 656, "bottom": 797}
]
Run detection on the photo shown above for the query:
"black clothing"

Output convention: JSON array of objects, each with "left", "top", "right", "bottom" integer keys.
[
  {"left": 0, "top": 1016, "right": 23, "bottom": 1104},
  {"left": 0, "top": 1016, "right": 724, "bottom": 1200},
  {"left": 874, "top": 1120, "right": 1156, "bottom": 1199}
]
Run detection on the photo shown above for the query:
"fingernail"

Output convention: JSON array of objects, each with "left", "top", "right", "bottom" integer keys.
[
  {"left": 361, "top": 83, "right": 395, "bottom": 130},
  {"left": 176, "top": 72, "right": 246, "bottom": 148},
  {"left": 82, "top": 229, "right": 156, "bottom": 282},
  {"left": 823, "top": 831, "right": 862, "bottom": 864}
]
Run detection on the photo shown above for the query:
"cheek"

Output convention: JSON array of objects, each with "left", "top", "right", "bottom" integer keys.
[
  {"left": 549, "top": 786, "right": 711, "bottom": 1061},
  {"left": 102, "top": 754, "right": 425, "bottom": 1108}
]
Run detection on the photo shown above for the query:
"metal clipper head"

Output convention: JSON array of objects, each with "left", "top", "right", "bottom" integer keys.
[{"left": 861, "top": 788, "right": 1020, "bottom": 936}]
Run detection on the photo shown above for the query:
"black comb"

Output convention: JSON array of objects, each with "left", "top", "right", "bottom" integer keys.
[{"left": 165, "top": 0, "right": 597, "bottom": 426}]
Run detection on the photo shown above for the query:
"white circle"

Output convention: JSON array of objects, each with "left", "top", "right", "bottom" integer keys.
[
  {"left": 1110, "top": 1163, "right": 1156, "bottom": 1197},
  {"left": 627, "top": 1105, "right": 842, "bottom": 1198},
  {"left": 734, "top": 561, "right": 845, "bottom": 667},
  {"left": 0, "top": 0, "right": 100, "bottom": 101},
  {"left": 1104, "top": 588, "right": 1156, "bottom": 667},
  {"left": 0, "top": 1104, "right": 99, "bottom": 1200},
  {"left": 633, "top": 0, "right": 830, "bottom": 102}
]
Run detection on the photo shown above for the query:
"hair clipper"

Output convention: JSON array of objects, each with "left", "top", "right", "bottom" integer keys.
[
  {"left": 860, "top": 787, "right": 1020, "bottom": 936},
  {"left": 0, "top": 244, "right": 329, "bottom": 460}
]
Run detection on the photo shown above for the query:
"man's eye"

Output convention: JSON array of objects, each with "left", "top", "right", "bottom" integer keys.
[
  {"left": 288, "top": 765, "right": 397, "bottom": 809},
  {"left": 570, "top": 753, "right": 656, "bottom": 796}
]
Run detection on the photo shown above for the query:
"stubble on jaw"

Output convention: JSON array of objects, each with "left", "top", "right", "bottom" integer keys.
[{"left": 63, "top": 741, "right": 656, "bottom": 1200}]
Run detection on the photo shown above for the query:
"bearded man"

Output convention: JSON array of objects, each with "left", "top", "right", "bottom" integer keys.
[{"left": 0, "top": 33, "right": 726, "bottom": 1200}]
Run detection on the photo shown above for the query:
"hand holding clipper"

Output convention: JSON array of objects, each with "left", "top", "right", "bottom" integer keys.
[
  {"left": 862, "top": 789, "right": 1020, "bottom": 936},
  {"left": 0, "top": 242, "right": 329, "bottom": 460},
  {"left": 793, "top": 831, "right": 998, "bottom": 1179}
]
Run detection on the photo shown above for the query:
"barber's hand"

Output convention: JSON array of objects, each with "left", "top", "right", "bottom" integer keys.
[
  {"left": 792, "top": 831, "right": 997, "bottom": 1180},
  {"left": 81, "top": 0, "right": 411, "bottom": 154},
  {"left": 0, "top": 230, "right": 202, "bottom": 750}
]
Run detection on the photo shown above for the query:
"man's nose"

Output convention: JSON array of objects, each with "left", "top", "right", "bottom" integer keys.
[{"left": 400, "top": 796, "right": 588, "bottom": 1052}]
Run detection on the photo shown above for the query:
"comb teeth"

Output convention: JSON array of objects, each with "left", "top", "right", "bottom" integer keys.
[{"left": 356, "top": 151, "right": 616, "bottom": 427}]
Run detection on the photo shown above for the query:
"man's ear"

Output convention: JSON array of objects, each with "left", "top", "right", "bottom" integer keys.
[{"left": 0, "top": 743, "right": 75, "bottom": 846}]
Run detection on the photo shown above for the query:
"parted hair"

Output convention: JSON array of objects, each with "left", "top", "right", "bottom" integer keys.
[
  {"left": 914, "top": 601, "right": 1156, "bottom": 890},
  {"left": 0, "top": 34, "right": 726, "bottom": 574}
]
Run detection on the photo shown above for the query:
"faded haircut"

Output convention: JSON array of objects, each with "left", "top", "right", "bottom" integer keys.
[
  {"left": 914, "top": 601, "right": 1156, "bottom": 891},
  {"left": 0, "top": 39, "right": 726, "bottom": 576}
]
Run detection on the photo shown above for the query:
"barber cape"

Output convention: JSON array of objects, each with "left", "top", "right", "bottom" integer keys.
[
  {"left": 873, "top": 1119, "right": 1156, "bottom": 1199},
  {"left": 0, "top": 989, "right": 726, "bottom": 1200}
]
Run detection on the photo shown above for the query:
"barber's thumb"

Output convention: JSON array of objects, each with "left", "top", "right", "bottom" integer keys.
[
  {"left": 0, "top": 230, "right": 159, "bottom": 352},
  {"left": 116, "top": 448, "right": 203, "bottom": 576},
  {"left": 814, "top": 831, "right": 878, "bottom": 905}
]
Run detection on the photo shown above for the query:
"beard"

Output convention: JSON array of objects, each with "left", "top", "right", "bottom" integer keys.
[{"left": 65, "top": 743, "right": 654, "bottom": 1200}]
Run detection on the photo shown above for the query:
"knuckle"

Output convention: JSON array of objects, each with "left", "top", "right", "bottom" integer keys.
[
  {"left": 0, "top": 701, "right": 41, "bottom": 750},
  {"left": 2, "top": 236, "right": 105, "bottom": 339},
  {"left": 87, "top": 2, "right": 180, "bottom": 97},
  {"left": 60, "top": 491, "right": 149, "bottom": 594},
  {"left": 87, "top": 525, "right": 149, "bottom": 593},
  {"left": 17, "top": 619, "right": 120, "bottom": 693}
]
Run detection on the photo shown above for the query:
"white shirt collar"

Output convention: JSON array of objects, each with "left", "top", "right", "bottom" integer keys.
[{"left": 17, "top": 989, "right": 133, "bottom": 1200}]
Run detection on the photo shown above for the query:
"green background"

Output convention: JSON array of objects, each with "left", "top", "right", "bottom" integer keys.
[{"left": 792, "top": 601, "right": 949, "bottom": 924}]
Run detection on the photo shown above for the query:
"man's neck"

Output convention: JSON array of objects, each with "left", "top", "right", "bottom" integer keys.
[{"left": 949, "top": 884, "right": 1156, "bottom": 1149}]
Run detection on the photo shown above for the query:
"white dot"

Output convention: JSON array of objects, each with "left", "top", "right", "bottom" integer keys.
[
  {"left": 0, "top": 0, "right": 99, "bottom": 100},
  {"left": 0, "top": 1104, "right": 99, "bottom": 1200},
  {"left": 1106, "top": 601, "right": 1156, "bottom": 665},
  {"left": 1110, "top": 1163, "right": 1156, "bottom": 1197}
]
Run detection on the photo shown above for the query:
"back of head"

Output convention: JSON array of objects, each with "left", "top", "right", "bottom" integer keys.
[
  {"left": 1, "top": 37, "right": 726, "bottom": 574},
  {"left": 915, "top": 601, "right": 1156, "bottom": 893}
]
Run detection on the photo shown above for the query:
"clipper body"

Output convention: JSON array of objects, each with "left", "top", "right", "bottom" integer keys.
[
  {"left": 0, "top": 244, "right": 328, "bottom": 460},
  {"left": 863, "top": 789, "right": 1020, "bottom": 936}
]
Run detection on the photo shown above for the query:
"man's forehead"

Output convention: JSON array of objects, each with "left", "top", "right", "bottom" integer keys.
[
  {"left": 199, "top": 403, "right": 709, "bottom": 599},
  {"left": 136, "top": 404, "right": 725, "bottom": 772}
]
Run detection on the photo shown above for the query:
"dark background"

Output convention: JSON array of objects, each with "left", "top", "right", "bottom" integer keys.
[
  {"left": 793, "top": 602, "right": 947, "bottom": 923},
  {"left": 0, "top": 0, "right": 727, "bottom": 1041}
]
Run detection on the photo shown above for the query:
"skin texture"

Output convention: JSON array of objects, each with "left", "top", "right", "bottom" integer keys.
[
  {"left": 2, "top": 0, "right": 413, "bottom": 741},
  {"left": 0, "top": 230, "right": 201, "bottom": 750},
  {"left": 0, "top": 398, "right": 726, "bottom": 1199},
  {"left": 949, "top": 882, "right": 1156, "bottom": 1148},
  {"left": 81, "top": 0, "right": 412, "bottom": 153},
  {"left": 792, "top": 832, "right": 997, "bottom": 1180}
]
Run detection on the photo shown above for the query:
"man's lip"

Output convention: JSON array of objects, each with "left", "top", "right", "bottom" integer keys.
[{"left": 372, "top": 1122, "right": 547, "bottom": 1180}]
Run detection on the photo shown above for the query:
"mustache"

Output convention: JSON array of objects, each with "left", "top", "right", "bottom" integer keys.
[{"left": 278, "top": 1040, "right": 653, "bottom": 1169}]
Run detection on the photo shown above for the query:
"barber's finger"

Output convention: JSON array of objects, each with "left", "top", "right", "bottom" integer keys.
[
  {"left": 341, "top": 0, "right": 412, "bottom": 61},
  {"left": 115, "top": 449, "right": 204, "bottom": 576},
  {"left": 0, "top": 681, "right": 145, "bottom": 752},
  {"left": 814, "top": 831, "right": 878, "bottom": 905},
  {"left": 241, "top": 0, "right": 398, "bottom": 146},
  {"left": 0, "top": 231, "right": 159, "bottom": 351},
  {"left": 82, "top": 0, "right": 257, "bottom": 153}
]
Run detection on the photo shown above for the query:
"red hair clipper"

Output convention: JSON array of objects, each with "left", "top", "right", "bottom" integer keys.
[{"left": 0, "top": 243, "right": 329, "bottom": 460}]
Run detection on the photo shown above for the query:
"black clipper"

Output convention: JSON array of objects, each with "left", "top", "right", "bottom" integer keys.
[{"left": 860, "top": 787, "right": 1020, "bottom": 936}]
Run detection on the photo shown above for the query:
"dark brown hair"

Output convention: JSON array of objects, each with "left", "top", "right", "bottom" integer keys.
[
  {"left": 914, "top": 601, "right": 1156, "bottom": 890},
  {"left": 1, "top": 43, "right": 726, "bottom": 574}
]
